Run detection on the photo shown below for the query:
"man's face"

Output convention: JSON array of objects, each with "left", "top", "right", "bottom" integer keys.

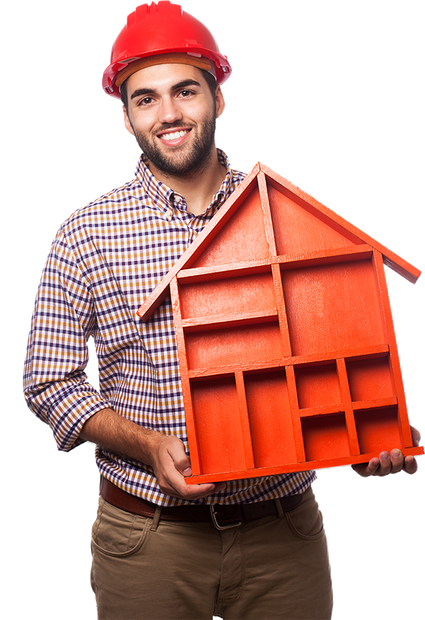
[{"left": 123, "top": 63, "right": 224, "bottom": 178}]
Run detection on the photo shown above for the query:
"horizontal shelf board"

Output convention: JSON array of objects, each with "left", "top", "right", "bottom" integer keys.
[
  {"left": 177, "top": 259, "right": 272, "bottom": 283},
  {"left": 299, "top": 397, "right": 397, "bottom": 418},
  {"left": 182, "top": 308, "right": 278, "bottom": 331},
  {"left": 277, "top": 245, "right": 373, "bottom": 269},
  {"left": 299, "top": 404, "right": 345, "bottom": 418},
  {"left": 186, "top": 446, "right": 424, "bottom": 483},
  {"left": 177, "top": 245, "right": 374, "bottom": 284},
  {"left": 352, "top": 397, "right": 398, "bottom": 411},
  {"left": 187, "top": 345, "right": 390, "bottom": 379}
]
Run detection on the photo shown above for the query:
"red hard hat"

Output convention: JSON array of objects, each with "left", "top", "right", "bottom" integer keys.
[{"left": 103, "top": 1, "right": 231, "bottom": 98}]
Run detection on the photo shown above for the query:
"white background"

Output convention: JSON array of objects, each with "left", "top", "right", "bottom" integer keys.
[{"left": 86, "top": 338, "right": 99, "bottom": 390}]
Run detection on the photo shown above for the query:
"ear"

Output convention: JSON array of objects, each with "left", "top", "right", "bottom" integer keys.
[
  {"left": 215, "top": 85, "right": 225, "bottom": 119},
  {"left": 123, "top": 106, "right": 135, "bottom": 136}
]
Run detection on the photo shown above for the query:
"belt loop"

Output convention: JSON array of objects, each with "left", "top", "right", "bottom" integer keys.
[
  {"left": 150, "top": 506, "right": 162, "bottom": 532},
  {"left": 274, "top": 498, "right": 284, "bottom": 519}
]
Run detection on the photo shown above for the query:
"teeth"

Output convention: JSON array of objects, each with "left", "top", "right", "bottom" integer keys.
[{"left": 160, "top": 130, "right": 188, "bottom": 141}]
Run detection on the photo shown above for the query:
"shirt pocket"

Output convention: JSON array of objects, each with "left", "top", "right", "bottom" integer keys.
[{"left": 91, "top": 497, "right": 152, "bottom": 558}]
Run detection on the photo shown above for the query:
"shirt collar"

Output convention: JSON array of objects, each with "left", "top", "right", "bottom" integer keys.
[{"left": 134, "top": 149, "right": 235, "bottom": 219}]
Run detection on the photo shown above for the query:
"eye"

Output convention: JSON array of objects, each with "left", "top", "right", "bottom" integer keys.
[
  {"left": 137, "top": 96, "right": 155, "bottom": 107},
  {"left": 178, "top": 89, "right": 194, "bottom": 98}
]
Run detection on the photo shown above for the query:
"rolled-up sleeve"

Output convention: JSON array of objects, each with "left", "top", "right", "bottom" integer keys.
[{"left": 23, "top": 230, "right": 110, "bottom": 451}]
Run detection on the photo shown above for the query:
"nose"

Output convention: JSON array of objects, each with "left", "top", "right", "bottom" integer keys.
[{"left": 158, "top": 96, "right": 183, "bottom": 124}]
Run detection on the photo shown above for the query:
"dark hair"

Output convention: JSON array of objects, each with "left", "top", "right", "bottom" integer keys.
[{"left": 120, "top": 67, "right": 218, "bottom": 112}]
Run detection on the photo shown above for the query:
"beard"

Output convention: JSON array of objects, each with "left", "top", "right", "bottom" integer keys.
[{"left": 132, "top": 117, "right": 217, "bottom": 177}]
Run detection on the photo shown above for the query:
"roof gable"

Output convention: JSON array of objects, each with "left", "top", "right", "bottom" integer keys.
[{"left": 137, "top": 162, "right": 420, "bottom": 321}]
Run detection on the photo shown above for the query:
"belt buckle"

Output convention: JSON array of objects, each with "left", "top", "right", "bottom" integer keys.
[{"left": 210, "top": 504, "right": 242, "bottom": 530}]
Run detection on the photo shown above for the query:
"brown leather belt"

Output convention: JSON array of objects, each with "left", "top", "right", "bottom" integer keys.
[{"left": 100, "top": 477, "right": 303, "bottom": 528}]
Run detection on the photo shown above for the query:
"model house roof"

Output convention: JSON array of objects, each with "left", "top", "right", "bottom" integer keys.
[{"left": 137, "top": 162, "right": 420, "bottom": 322}]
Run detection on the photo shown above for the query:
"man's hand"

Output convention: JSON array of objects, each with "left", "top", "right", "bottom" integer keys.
[
  {"left": 81, "top": 408, "right": 225, "bottom": 500},
  {"left": 352, "top": 426, "right": 421, "bottom": 477},
  {"left": 149, "top": 433, "right": 226, "bottom": 500}
]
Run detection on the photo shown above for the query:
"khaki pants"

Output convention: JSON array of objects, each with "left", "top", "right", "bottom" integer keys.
[{"left": 91, "top": 487, "right": 332, "bottom": 620}]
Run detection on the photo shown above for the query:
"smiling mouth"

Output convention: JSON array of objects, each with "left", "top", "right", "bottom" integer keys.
[
  {"left": 156, "top": 129, "right": 192, "bottom": 146},
  {"left": 158, "top": 129, "right": 191, "bottom": 142}
]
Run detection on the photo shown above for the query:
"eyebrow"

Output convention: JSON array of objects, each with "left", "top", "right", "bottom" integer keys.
[{"left": 130, "top": 79, "right": 202, "bottom": 100}]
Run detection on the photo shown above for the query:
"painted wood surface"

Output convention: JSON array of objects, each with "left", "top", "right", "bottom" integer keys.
[{"left": 138, "top": 163, "right": 423, "bottom": 483}]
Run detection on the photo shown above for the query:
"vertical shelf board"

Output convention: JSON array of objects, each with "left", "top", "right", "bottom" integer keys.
[
  {"left": 257, "top": 171, "right": 278, "bottom": 256},
  {"left": 285, "top": 365, "right": 306, "bottom": 462},
  {"left": 336, "top": 358, "right": 361, "bottom": 455},
  {"left": 271, "top": 263, "right": 293, "bottom": 357},
  {"left": 169, "top": 277, "right": 201, "bottom": 475},
  {"left": 372, "top": 250, "right": 413, "bottom": 448},
  {"left": 235, "top": 371, "right": 255, "bottom": 471}
]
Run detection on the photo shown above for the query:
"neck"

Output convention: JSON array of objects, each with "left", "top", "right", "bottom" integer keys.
[{"left": 148, "top": 148, "right": 227, "bottom": 216}]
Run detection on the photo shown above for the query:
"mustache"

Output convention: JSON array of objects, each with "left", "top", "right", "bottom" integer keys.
[{"left": 156, "top": 121, "right": 194, "bottom": 133}]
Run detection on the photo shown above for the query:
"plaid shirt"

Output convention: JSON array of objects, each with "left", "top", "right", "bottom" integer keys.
[{"left": 24, "top": 150, "right": 315, "bottom": 506}]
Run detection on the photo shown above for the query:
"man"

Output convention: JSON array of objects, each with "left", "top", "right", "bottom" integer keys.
[{"left": 23, "top": 3, "right": 419, "bottom": 619}]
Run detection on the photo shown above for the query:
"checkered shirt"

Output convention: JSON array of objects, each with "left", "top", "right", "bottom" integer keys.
[{"left": 23, "top": 150, "right": 316, "bottom": 506}]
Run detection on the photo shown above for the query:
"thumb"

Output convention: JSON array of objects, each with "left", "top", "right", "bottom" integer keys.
[{"left": 166, "top": 437, "right": 192, "bottom": 476}]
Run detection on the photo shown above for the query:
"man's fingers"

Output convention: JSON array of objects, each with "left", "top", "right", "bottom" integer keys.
[
  {"left": 164, "top": 438, "right": 191, "bottom": 474},
  {"left": 181, "top": 481, "right": 227, "bottom": 500},
  {"left": 388, "top": 449, "right": 404, "bottom": 474},
  {"left": 154, "top": 435, "right": 227, "bottom": 500},
  {"left": 367, "top": 457, "right": 380, "bottom": 476},
  {"left": 411, "top": 426, "right": 421, "bottom": 447},
  {"left": 403, "top": 455, "right": 418, "bottom": 475},
  {"left": 164, "top": 467, "right": 226, "bottom": 500}
]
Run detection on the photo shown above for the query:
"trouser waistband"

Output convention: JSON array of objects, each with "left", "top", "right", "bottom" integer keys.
[{"left": 100, "top": 477, "right": 304, "bottom": 528}]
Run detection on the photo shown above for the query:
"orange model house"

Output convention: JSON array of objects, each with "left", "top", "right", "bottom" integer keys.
[{"left": 137, "top": 163, "right": 424, "bottom": 484}]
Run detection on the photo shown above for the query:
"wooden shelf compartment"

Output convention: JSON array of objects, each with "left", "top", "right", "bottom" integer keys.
[
  {"left": 184, "top": 347, "right": 419, "bottom": 482},
  {"left": 280, "top": 257, "right": 388, "bottom": 358},
  {"left": 178, "top": 266, "right": 277, "bottom": 323}
]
